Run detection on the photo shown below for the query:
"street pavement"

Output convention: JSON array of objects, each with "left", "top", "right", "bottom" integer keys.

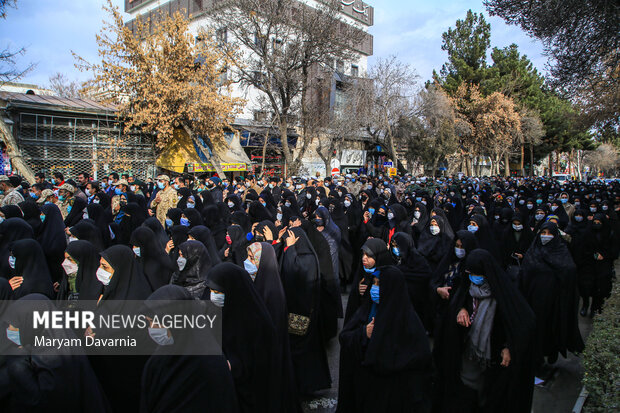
[{"left": 300, "top": 260, "right": 614, "bottom": 413}]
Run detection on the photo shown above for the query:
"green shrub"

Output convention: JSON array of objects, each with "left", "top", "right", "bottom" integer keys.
[{"left": 583, "top": 281, "right": 620, "bottom": 412}]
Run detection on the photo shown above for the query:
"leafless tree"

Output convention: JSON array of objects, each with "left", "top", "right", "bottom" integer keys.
[
  {"left": 0, "top": 0, "right": 34, "bottom": 85},
  {"left": 584, "top": 143, "right": 619, "bottom": 176},
  {"left": 211, "top": 0, "right": 369, "bottom": 174},
  {"left": 48, "top": 72, "right": 84, "bottom": 98},
  {"left": 361, "top": 56, "right": 419, "bottom": 172}
]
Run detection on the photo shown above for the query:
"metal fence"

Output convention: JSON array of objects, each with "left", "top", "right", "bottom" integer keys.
[{"left": 17, "top": 112, "right": 157, "bottom": 180}]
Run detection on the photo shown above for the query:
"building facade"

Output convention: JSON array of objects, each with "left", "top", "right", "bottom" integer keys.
[{"left": 124, "top": 0, "right": 374, "bottom": 177}]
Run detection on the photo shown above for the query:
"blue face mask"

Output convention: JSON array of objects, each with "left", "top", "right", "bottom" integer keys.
[
  {"left": 30, "top": 192, "right": 38, "bottom": 199},
  {"left": 560, "top": 198, "right": 568, "bottom": 204},
  {"left": 244, "top": 258, "right": 258, "bottom": 277},
  {"left": 180, "top": 217, "right": 190, "bottom": 227},
  {"left": 469, "top": 275, "right": 485, "bottom": 285},
  {"left": 392, "top": 247, "right": 400, "bottom": 257},
  {"left": 364, "top": 266, "right": 377, "bottom": 274},
  {"left": 370, "top": 285, "right": 380, "bottom": 304},
  {"left": 165, "top": 218, "right": 173, "bottom": 228},
  {"left": 536, "top": 199, "right": 543, "bottom": 205},
  {"left": 40, "top": 214, "right": 46, "bottom": 222},
  {"left": 246, "top": 232, "right": 254, "bottom": 241},
  {"left": 368, "top": 208, "right": 375, "bottom": 215},
  {"left": 114, "top": 188, "right": 123, "bottom": 196},
  {"left": 67, "top": 206, "right": 72, "bottom": 213},
  {"left": 58, "top": 195, "right": 65, "bottom": 202},
  {"left": 6, "top": 328, "right": 20, "bottom": 346},
  {"left": 157, "top": 182, "right": 165, "bottom": 190},
  {"left": 467, "top": 225, "right": 478, "bottom": 233},
  {"left": 261, "top": 202, "right": 267, "bottom": 207}
]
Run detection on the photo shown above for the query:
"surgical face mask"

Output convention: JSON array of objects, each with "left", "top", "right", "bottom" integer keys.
[
  {"left": 269, "top": 183, "right": 275, "bottom": 189},
  {"left": 157, "top": 181, "right": 165, "bottom": 190},
  {"left": 467, "top": 225, "right": 478, "bottom": 233},
  {"left": 512, "top": 224, "right": 523, "bottom": 231},
  {"left": 186, "top": 202, "right": 195, "bottom": 209},
  {"left": 306, "top": 193, "right": 312, "bottom": 199},
  {"left": 285, "top": 183, "right": 291, "bottom": 188},
  {"left": 114, "top": 188, "right": 123, "bottom": 196},
  {"left": 285, "top": 201, "right": 291, "bottom": 208},
  {"left": 96, "top": 267, "right": 112, "bottom": 285},
  {"left": 92, "top": 198, "right": 100, "bottom": 204},
  {"left": 244, "top": 258, "right": 258, "bottom": 278},
  {"left": 413, "top": 211, "right": 421, "bottom": 219},
  {"left": 575, "top": 216, "right": 584, "bottom": 222},
  {"left": 430, "top": 225, "right": 440, "bottom": 235},
  {"left": 180, "top": 218, "right": 190, "bottom": 227},
  {"left": 260, "top": 201, "right": 267, "bottom": 208},
  {"left": 84, "top": 188, "right": 91, "bottom": 197},
  {"left": 590, "top": 207, "right": 597, "bottom": 213},
  {"left": 6, "top": 328, "right": 20, "bottom": 346},
  {"left": 519, "top": 200, "right": 525, "bottom": 205},
  {"left": 227, "top": 201, "right": 234, "bottom": 208},
  {"left": 210, "top": 291, "right": 225, "bottom": 307},
  {"left": 387, "top": 212, "right": 394, "bottom": 220},
  {"left": 367, "top": 184, "right": 372, "bottom": 189},
  {"left": 454, "top": 247, "right": 466, "bottom": 259},
  {"left": 30, "top": 192, "right": 39, "bottom": 199},
  {"left": 68, "top": 236, "right": 78, "bottom": 243},
  {"left": 276, "top": 213, "right": 283, "bottom": 221},
  {"left": 58, "top": 195, "right": 66, "bottom": 202},
  {"left": 83, "top": 211, "right": 89, "bottom": 220},
  {"left": 494, "top": 215, "right": 500, "bottom": 220},
  {"left": 344, "top": 200, "right": 351, "bottom": 208},
  {"left": 295, "top": 184, "right": 302, "bottom": 190},
  {"left": 602, "top": 205, "right": 608, "bottom": 211},
  {"left": 560, "top": 198, "right": 568, "bottom": 204},
  {"left": 535, "top": 213, "right": 545, "bottom": 221},
  {"left": 173, "top": 184, "right": 180, "bottom": 190},
  {"left": 165, "top": 218, "right": 173, "bottom": 228},
  {"left": 392, "top": 247, "right": 400, "bottom": 257},
  {"left": 540, "top": 234, "right": 554, "bottom": 245},
  {"left": 536, "top": 199, "right": 543, "bottom": 205},
  {"left": 574, "top": 202, "right": 580, "bottom": 207},
  {"left": 527, "top": 204, "right": 533, "bottom": 210},
  {"left": 370, "top": 285, "right": 380, "bottom": 304},
  {"left": 315, "top": 199, "right": 320, "bottom": 206},
  {"left": 8, "top": 256, "right": 15, "bottom": 269},
  {"left": 469, "top": 274, "right": 485, "bottom": 285},
  {"left": 40, "top": 214, "right": 46, "bottom": 222},
  {"left": 133, "top": 247, "right": 141, "bottom": 257},
  {"left": 148, "top": 327, "right": 174, "bottom": 346},
  {"left": 314, "top": 218, "right": 324, "bottom": 227},
  {"left": 177, "top": 257, "right": 187, "bottom": 271},
  {"left": 550, "top": 205, "right": 558, "bottom": 212},
  {"left": 61, "top": 258, "right": 78, "bottom": 275},
  {"left": 364, "top": 266, "right": 377, "bottom": 274}
]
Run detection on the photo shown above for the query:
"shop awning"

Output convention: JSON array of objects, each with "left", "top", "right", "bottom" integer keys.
[{"left": 156, "top": 128, "right": 250, "bottom": 173}]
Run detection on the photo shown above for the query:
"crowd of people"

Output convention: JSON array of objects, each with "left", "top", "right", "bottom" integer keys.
[{"left": 0, "top": 168, "right": 618, "bottom": 412}]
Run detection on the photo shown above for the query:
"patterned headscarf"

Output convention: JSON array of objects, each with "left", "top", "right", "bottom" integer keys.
[{"left": 247, "top": 242, "right": 262, "bottom": 266}]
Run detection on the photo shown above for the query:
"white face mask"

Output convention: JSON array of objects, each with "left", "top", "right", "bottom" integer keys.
[
  {"left": 276, "top": 213, "right": 283, "bottom": 221},
  {"left": 61, "top": 258, "right": 78, "bottom": 275},
  {"left": 306, "top": 193, "right": 312, "bottom": 199},
  {"left": 387, "top": 212, "right": 395, "bottom": 220},
  {"left": 550, "top": 205, "right": 558, "bottom": 212},
  {"left": 512, "top": 224, "right": 523, "bottom": 231},
  {"left": 148, "top": 327, "right": 174, "bottom": 346},
  {"left": 8, "top": 256, "right": 16, "bottom": 269},
  {"left": 315, "top": 199, "right": 320, "bottom": 206},
  {"left": 540, "top": 234, "right": 554, "bottom": 245},
  {"left": 93, "top": 198, "right": 100, "bottom": 204},
  {"left": 96, "top": 267, "right": 112, "bottom": 285},
  {"left": 83, "top": 211, "right": 89, "bottom": 220},
  {"left": 344, "top": 200, "right": 351, "bottom": 208},
  {"left": 133, "top": 247, "right": 141, "bottom": 257},
  {"left": 177, "top": 257, "right": 187, "bottom": 271},
  {"left": 454, "top": 247, "right": 466, "bottom": 259},
  {"left": 68, "top": 236, "right": 78, "bottom": 243},
  {"left": 227, "top": 201, "right": 235, "bottom": 208},
  {"left": 430, "top": 225, "right": 440, "bottom": 235},
  {"left": 210, "top": 291, "right": 225, "bottom": 307},
  {"left": 414, "top": 211, "right": 421, "bottom": 219}
]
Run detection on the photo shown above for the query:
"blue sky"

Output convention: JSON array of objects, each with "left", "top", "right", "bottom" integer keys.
[{"left": 0, "top": 0, "right": 548, "bottom": 88}]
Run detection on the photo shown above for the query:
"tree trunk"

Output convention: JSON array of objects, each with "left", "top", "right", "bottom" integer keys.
[
  {"left": 504, "top": 151, "right": 510, "bottom": 177},
  {"left": 529, "top": 143, "right": 534, "bottom": 177},
  {"left": 181, "top": 123, "right": 226, "bottom": 179},
  {"left": 520, "top": 144, "right": 525, "bottom": 176},
  {"left": 0, "top": 117, "right": 35, "bottom": 182},
  {"left": 548, "top": 152, "right": 553, "bottom": 176},
  {"left": 430, "top": 157, "right": 439, "bottom": 178}
]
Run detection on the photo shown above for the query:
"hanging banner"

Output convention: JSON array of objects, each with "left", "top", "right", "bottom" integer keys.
[{"left": 186, "top": 163, "right": 248, "bottom": 173}]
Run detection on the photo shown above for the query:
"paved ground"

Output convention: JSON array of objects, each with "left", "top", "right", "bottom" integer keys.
[{"left": 300, "top": 260, "right": 616, "bottom": 413}]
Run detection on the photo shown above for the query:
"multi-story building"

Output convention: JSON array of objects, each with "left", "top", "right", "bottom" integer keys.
[{"left": 123, "top": 0, "right": 374, "bottom": 177}]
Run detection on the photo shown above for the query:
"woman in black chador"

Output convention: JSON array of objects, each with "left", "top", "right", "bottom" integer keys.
[
  {"left": 337, "top": 265, "right": 432, "bottom": 413},
  {"left": 437, "top": 249, "right": 535, "bottom": 413}
]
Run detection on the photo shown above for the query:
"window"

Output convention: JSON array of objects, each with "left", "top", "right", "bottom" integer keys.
[
  {"left": 216, "top": 28, "right": 227, "bottom": 46},
  {"left": 351, "top": 64, "right": 359, "bottom": 77},
  {"left": 336, "top": 60, "right": 344, "bottom": 73}
]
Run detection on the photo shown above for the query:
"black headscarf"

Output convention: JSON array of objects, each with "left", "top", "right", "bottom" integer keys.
[
  {"left": 10, "top": 239, "right": 54, "bottom": 299},
  {"left": 171, "top": 240, "right": 211, "bottom": 299},
  {"left": 130, "top": 226, "right": 175, "bottom": 291},
  {"left": 140, "top": 285, "right": 239, "bottom": 413},
  {"left": 99, "top": 245, "right": 152, "bottom": 302},
  {"left": 18, "top": 201, "right": 41, "bottom": 233},
  {"left": 188, "top": 225, "right": 221, "bottom": 265},
  {"left": 0, "top": 217, "right": 33, "bottom": 279},
  {"left": 205, "top": 263, "right": 279, "bottom": 413},
  {"left": 37, "top": 203, "right": 67, "bottom": 283},
  {"left": 66, "top": 240, "right": 103, "bottom": 301},
  {"left": 416, "top": 214, "right": 453, "bottom": 271},
  {"left": 69, "top": 220, "right": 104, "bottom": 251},
  {"left": 469, "top": 213, "right": 501, "bottom": 261},
  {"left": 142, "top": 217, "right": 169, "bottom": 251},
  {"left": 440, "top": 249, "right": 536, "bottom": 413}
]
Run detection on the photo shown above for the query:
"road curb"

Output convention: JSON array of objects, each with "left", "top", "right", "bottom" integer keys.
[{"left": 572, "top": 386, "right": 588, "bottom": 413}]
